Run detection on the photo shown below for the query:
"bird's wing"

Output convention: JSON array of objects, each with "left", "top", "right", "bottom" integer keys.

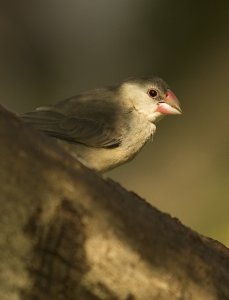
[{"left": 20, "top": 99, "right": 130, "bottom": 148}]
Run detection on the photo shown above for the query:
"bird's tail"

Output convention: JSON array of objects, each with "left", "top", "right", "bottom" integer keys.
[{"left": 20, "top": 108, "right": 65, "bottom": 136}]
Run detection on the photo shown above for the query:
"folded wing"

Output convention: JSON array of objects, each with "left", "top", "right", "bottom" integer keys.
[{"left": 20, "top": 99, "right": 129, "bottom": 148}]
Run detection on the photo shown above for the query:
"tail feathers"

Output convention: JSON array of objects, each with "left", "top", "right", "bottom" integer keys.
[{"left": 20, "top": 110, "right": 65, "bottom": 134}]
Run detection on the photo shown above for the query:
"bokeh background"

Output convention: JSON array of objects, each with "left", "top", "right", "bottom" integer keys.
[{"left": 0, "top": 1, "right": 228, "bottom": 245}]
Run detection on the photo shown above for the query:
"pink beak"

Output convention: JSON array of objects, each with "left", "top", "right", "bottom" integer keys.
[{"left": 156, "top": 89, "right": 182, "bottom": 115}]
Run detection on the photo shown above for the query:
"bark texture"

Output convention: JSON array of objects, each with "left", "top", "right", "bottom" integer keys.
[{"left": 0, "top": 105, "right": 228, "bottom": 300}]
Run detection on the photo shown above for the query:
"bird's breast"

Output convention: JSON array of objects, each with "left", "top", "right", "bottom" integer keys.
[{"left": 121, "top": 114, "right": 156, "bottom": 159}]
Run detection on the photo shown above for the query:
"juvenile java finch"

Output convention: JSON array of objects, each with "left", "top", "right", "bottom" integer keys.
[{"left": 21, "top": 77, "right": 182, "bottom": 172}]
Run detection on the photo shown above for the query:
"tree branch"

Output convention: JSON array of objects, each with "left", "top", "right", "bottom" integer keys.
[{"left": 0, "top": 105, "right": 228, "bottom": 300}]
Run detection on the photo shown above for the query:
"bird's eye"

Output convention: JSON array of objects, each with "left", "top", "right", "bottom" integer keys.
[{"left": 148, "top": 89, "right": 158, "bottom": 98}]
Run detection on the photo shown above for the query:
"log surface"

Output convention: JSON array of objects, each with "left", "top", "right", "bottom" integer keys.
[{"left": 0, "top": 105, "right": 228, "bottom": 300}]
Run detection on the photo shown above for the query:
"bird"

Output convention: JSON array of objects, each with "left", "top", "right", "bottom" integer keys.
[{"left": 20, "top": 77, "right": 182, "bottom": 172}]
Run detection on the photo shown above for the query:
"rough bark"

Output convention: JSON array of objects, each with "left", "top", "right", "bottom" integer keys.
[{"left": 0, "top": 105, "right": 228, "bottom": 300}]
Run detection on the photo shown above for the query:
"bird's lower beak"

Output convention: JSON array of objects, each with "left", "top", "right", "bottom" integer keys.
[{"left": 156, "top": 89, "right": 182, "bottom": 115}]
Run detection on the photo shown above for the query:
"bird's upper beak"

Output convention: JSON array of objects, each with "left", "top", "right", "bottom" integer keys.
[{"left": 156, "top": 89, "right": 182, "bottom": 115}]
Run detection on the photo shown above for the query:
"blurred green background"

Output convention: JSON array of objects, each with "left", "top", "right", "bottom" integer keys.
[{"left": 0, "top": 1, "right": 228, "bottom": 245}]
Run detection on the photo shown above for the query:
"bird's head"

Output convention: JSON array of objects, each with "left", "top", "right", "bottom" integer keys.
[{"left": 119, "top": 77, "right": 182, "bottom": 123}]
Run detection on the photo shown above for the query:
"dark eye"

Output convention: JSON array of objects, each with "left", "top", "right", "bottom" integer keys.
[{"left": 148, "top": 89, "right": 158, "bottom": 98}]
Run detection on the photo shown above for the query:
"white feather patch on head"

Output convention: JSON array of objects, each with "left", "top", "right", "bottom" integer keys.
[{"left": 119, "top": 82, "right": 161, "bottom": 122}]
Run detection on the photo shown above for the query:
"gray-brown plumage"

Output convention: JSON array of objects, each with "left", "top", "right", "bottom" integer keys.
[{"left": 21, "top": 77, "right": 181, "bottom": 172}]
